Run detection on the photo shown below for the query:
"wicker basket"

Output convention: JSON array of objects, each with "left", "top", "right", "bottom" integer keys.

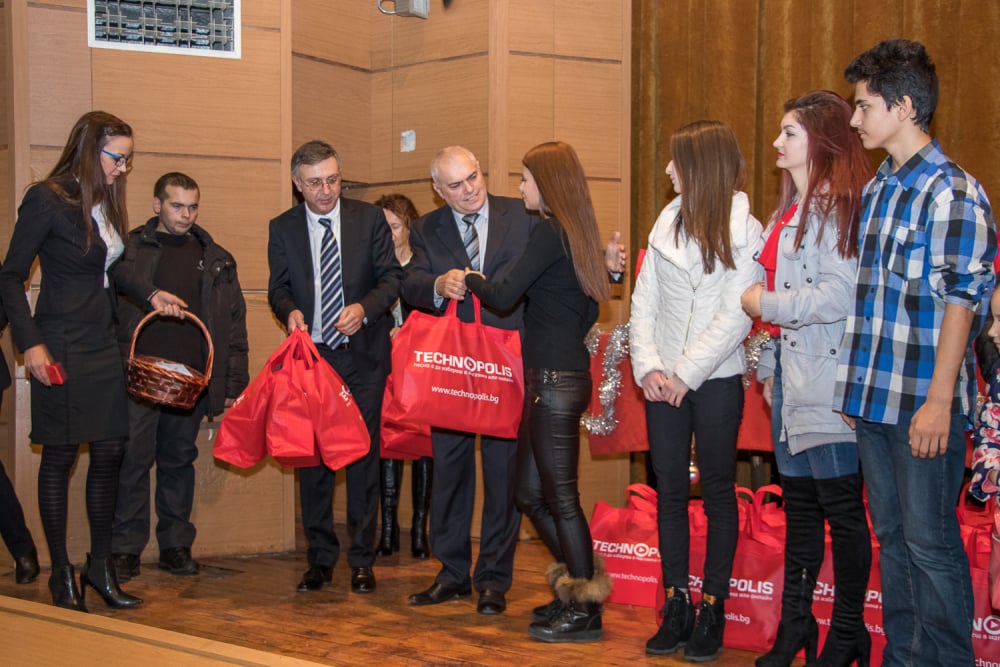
[{"left": 127, "top": 310, "right": 214, "bottom": 410}]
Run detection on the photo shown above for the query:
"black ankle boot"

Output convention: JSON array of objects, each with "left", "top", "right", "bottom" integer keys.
[
  {"left": 684, "top": 595, "right": 726, "bottom": 662},
  {"left": 527, "top": 561, "right": 611, "bottom": 643},
  {"left": 758, "top": 476, "right": 824, "bottom": 667},
  {"left": 532, "top": 562, "right": 568, "bottom": 622},
  {"left": 410, "top": 457, "right": 432, "bottom": 559},
  {"left": 376, "top": 459, "right": 401, "bottom": 557},
  {"left": 49, "top": 564, "right": 87, "bottom": 612},
  {"left": 80, "top": 553, "right": 143, "bottom": 609},
  {"left": 646, "top": 587, "right": 696, "bottom": 655},
  {"left": 528, "top": 600, "right": 603, "bottom": 642}
]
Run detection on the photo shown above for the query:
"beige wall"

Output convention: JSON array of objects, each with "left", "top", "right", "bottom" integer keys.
[{"left": 1, "top": 0, "right": 632, "bottom": 562}]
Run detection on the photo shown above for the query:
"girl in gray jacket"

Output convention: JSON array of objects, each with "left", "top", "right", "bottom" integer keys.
[{"left": 742, "top": 91, "right": 874, "bottom": 667}]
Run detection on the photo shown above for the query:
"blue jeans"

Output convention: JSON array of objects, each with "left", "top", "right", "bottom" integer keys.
[
  {"left": 771, "top": 346, "right": 859, "bottom": 479},
  {"left": 855, "top": 415, "right": 974, "bottom": 667}
]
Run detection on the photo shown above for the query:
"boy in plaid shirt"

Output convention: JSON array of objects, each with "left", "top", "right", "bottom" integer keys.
[{"left": 835, "top": 39, "right": 996, "bottom": 666}]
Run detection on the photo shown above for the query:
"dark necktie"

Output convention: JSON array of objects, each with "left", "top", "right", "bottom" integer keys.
[
  {"left": 462, "top": 213, "right": 480, "bottom": 271},
  {"left": 317, "top": 217, "right": 346, "bottom": 347}
]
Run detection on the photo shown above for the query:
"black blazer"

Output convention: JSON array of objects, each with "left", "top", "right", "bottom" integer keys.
[
  {"left": 401, "top": 194, "right": 536, "bottom": 332},
  {"left": 267, "top": 198, "right": 402, "bottom": 377}
]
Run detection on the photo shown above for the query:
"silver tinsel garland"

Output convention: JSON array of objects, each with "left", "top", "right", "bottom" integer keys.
[
  {"left": 580, "top": 323, "right": 773, "bottom": 434},
  {"left": 742, "top": 328, "right": 772, "bottom": 388},
  {"left": 581, "top": 322, "right": 630, "bottom": 436}
]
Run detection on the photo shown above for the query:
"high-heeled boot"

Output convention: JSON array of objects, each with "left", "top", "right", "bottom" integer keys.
[
  {"left": 808, "top": 473, "right": 871, "bottom": 667},
  {"left": 49, "top": 564, "right": 87, "bottom": 612},
  {"left": 410, "top": 457, "right": 432, "bottom": 559},
  {"left": 376, "top": 459, "right": 402, "bottom": 557},
  {"left": 80, "top": 553, "right": 143, "bottom": 609},
  {"left": 757, "top": 476, "right": 823, "bottom": 666}
]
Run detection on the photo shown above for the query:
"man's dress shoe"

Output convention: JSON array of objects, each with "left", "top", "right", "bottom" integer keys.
[
  {"left": 477, "top": 589, "right": 506, "bottom": 615},
  {"left": 350, "top": 566, "right": 376, "bottom": 593},
  {"left": 297, "top": 565, "right": 333, "bottom": 592},
  {"left": 408, "top": 581, "right": 472, "bottom": 606}
]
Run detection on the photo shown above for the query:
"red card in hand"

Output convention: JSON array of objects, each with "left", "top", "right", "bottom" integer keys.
[{"left": 45, "top": 362, "right": 66, "bottom": 385}]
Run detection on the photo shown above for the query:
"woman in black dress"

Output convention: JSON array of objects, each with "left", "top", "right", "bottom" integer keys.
[{"left": 0, "top": 111, "right": 183, "bottom": 611}]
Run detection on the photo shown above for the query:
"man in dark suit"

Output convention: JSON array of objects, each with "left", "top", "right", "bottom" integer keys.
[
  {"left": 401, "top": 146, "right": 536, "bottom": 615},
  {"left": 268, "top": 140, "right": 401, "bottom": 594}
]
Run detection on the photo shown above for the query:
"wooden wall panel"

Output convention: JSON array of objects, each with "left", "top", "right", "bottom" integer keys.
[
  {"left": 293, "top": 0, "right": 370, "bottom": 69},
  {"left": 508, "top": 0, "right": 554, "bottom": 54},
  {"left": 27, "top": 5, "right": 91, "bottom": 149},
  {"left": 554, "top": 60, "right": 623, "bottom": 178},
  {"left": 92, "top": 27, "right": 282, "bottom": 160},
  {"left": 553, "top": 0, "right": 624, "bottom": 60},
  {"left": 368, "top": 70, "right": 394, "bottom": 184},
  {"left": 372, "top": 0, "right": 488, "bottom": 68},
  {"left": 244, "top": 0, "right": 281, "bottom": 30},
  {"left": 507, "top": 54, "right": 555, "bottom": 177},
  {"left": 390, "top": 57, "right": 490, "bottom": 180},
  {"left": 292, "top": 56, "right": 372, "bottom": 180}
]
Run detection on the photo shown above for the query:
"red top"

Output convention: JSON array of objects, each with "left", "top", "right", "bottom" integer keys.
[{"left": 757, "top": 203, "right": 798, "bottom": 338}]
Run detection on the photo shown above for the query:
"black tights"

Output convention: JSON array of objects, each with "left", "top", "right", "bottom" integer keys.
[{"left": 38, "top": 439, "right": 125, "bottom": 568}]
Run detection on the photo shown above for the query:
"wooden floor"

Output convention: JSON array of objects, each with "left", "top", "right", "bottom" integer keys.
[{"left": 0, "top": 536, "right": 780, "bottom": 666}]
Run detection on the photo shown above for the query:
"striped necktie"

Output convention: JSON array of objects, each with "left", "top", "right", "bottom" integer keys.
[
  {"left": 317, "top": 217, "right": 346, "bottom": 347},
  {"left": 462, "top": 213, "right": 480, "bottom": 271}
]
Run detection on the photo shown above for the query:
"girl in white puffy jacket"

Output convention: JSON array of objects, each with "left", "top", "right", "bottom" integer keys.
[{"left": 631, "top": 120, "right": 763, "bottom": 662}]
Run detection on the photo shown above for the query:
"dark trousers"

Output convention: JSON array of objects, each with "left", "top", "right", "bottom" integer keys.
[
  {"left": 516, "top": 369, "right": 593, "bottom": 579},
  {"left": 429, "top": 424, "right": 520, "bottom": 593},
  {"left": 647, "top": 374, "right": 743, "bottom": 598},
  {"left": 112, "top": 395, "right": 206, "bottom": 555},
  {"left": 0, "top": 459, "right": 35, "bottom": 560},
  {"left": 300, "top": 345, "right": 383, "bottom": 569}
]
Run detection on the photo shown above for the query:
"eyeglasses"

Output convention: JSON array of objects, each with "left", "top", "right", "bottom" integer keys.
[
  {"left": 301, "top": 174, "right": 341, "bottom": 191},
  {"left": 101, "top": 148, "right": 133, "bottom": 172}
]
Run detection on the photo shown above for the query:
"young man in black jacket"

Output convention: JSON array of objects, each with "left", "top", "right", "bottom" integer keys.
[{"left": 111, "top": 172, "right": 249, "bottom": 580}]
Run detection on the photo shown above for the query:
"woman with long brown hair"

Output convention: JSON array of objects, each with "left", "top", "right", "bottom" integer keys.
[
  {"left": 742, "top": 91, "right": 874, "bottom": 667},
  {"left": 464, "top": 141, "right": 613, "bottom": 642},
  {"left": 631, "top": 120, "right": 763, "bottom": 662},
  {"left": 0, "top": 111, "right": 183, "bottom": 612}
]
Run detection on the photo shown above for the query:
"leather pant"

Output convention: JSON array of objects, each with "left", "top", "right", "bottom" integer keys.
[{"left": 515, "top": 368, "right": 594, "bottom": 579}]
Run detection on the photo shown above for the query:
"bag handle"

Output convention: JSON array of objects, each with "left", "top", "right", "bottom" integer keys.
[
  {"left": 128, "top": 309, "right": 214, "bottom": 379},
  {"left": 625, "top": 483, "right": 657, "bottom": 514},
  {"left": 443, "top": 292, "right": 483, "bottom": 325}
]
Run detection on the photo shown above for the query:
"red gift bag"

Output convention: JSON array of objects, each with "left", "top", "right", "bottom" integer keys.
[
  {"left": 214, "top": 334, "right": 289, "bottom": 468},
  {"left": 379, "top": 374, "right": 432, "bottom": 460},
  {"left": 390, "top": 294, "right": 523, "bottom": 439},
  {"left": 586, "top": 329, "right": 648, "bottom": 454},
  {"left": 266, "top": 331, "right": 322, "bottom": 468},
  {"left": 294, "top": 333, "right": 371, "bottom": 470},
  {"left": 991, "top": 530, "right": 1000, "bottom": 611},
  {"left": 590, "top": 483, "right": 658, "bottom": 607}
]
